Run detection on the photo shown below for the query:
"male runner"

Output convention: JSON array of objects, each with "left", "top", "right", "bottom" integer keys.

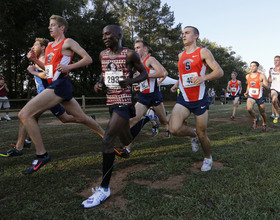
[
  {"left": 169, "top": 26, "right": 224, "bottom": 172},
  {"left": 81, "top": 24, "right": 148, "bottom": 209},
  {"left": 268, "top": 56, "right": 280, "bottom": 123},
  {"left": 114, "top": 40, "right": 169, "bottom": 158},
  {"left": 244, "top": 61, "right": 269, "bottom": 132},
  {"left": 0, "top": 37, "right": 104, "bottom": 158},
  {"left": 227, "top": 72, "right": 242, "bottom": 120},
  {"left": 17, "top": 15, "right": 104, "bottom": 174}
]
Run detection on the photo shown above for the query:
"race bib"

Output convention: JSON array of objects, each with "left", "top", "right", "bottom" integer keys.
[
  {"left": 182, "top": 72, "right": 198, "bottom": 88},
  {"left": 45, "top": 65, "right": 53, "bottom": 79},
  {"left": 105, "top": 71, "right": 124, "bottom": 88},
  {"left": 140, "top": 79, "right": 149, "bottom": 92},
  {"left": 249, "top": 88, "right": 259, "bottom": 96},
  {"left": 231, "top": 87, "right": 237, "bottom": 92}
]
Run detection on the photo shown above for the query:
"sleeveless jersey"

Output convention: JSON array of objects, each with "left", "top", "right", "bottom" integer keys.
[
  {"left": 229, "top": 80, "right": 240, "bottom": 96},
  {"left": 178, "top": 47, "right": 207, "bottom": 102},
  {"left": 45, "top": 38, "right": 73, "bottom": 84},
  {"left": 140, "top": 56, "right": 158, "bottom": 93},
  {"left": 270, "top": 68, "right": 280, "bottom": 92},
  {"left": 102, "top": 48, "right": 132, "bottom": 105},
  {"left": 247, "top": 72, "right": 263, "bottom": 99}
]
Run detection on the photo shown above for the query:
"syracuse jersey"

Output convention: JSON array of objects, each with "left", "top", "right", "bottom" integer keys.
[
  {"left": 102, "top": 48, "right": 133, "bottom": 105},
  {"left": 247, "top": 72, "right": 263, "bottom": 99},
  {"left": 229, "top": 80, "right": 240, "bottom": 96},
  {"left": 178, "top": 47, "right": 207, "bottom": 102},
  {"left": 45, "top": 38, "right": 73, "bottom": 84},
  {"left": 270, "top": 68, "right": 280, "bottom": 92},
  {"left": 140, "top": 56, "right": 158, "bottom": 93}
]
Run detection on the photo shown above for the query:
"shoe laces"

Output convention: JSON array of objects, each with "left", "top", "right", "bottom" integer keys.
[{"left": 89, "top": 187, "right": 107, "bottom": 200}]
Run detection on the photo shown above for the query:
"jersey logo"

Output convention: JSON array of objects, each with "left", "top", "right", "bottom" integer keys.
[
  {"left": 183, "top": 59, "right": 193, "bottom": 71},
  {"left": 251, "top": 81, "right": 256, "bottom": 87},
  {"left": 46, "top": 52, "right": 54, "bottom": 64},
  {"left": 107, "top": 62, "right": 118, "bottom": 71}
]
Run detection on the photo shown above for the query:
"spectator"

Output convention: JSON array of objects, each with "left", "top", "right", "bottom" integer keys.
[{"left": 0, "top": 77, "right": 11, "bottom": 121}]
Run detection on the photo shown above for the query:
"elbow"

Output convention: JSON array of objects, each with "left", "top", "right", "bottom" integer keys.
[
  {"left": 220, "top": 69, "right": 224, "bottom": 77},
  {"left": 87, "top": 56, "right": 93, "bottom": 65}
]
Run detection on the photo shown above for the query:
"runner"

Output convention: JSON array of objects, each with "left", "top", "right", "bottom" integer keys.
[
  {"left": 268, "top": 56, "right": 280, "bottom": 123},
  {"left": 0, "top": 77, "right": 12, "bottom": 121},
  {"left": 17, "top": 15, "right": 103, "bottom": 174},
  {"left": 227, "top": 72, "right": 242, "bottom": 120},
  {"left": 81, "top": 25, "right": 148, "bottom": 208},
  {"left": 244, "top": 61, "right": 269, "bottom": 132},
  {"left": 169, "top": 26, "right": 224, "bottom": 172},
  {"left": 0, "top": 37, "right": 104, "bottom": 158},
  {"left": 114, "top": 40, "right": 169, "bottom": 158}
]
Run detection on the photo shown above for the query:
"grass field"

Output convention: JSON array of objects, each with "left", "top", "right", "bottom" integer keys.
[{"left": 1, "top": 102, "right": 280, "bottom": 219}]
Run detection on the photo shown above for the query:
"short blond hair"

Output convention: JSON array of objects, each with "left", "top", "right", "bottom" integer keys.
[
  {"left": 35, "top": 38, "right": 49, "bottom": 47},
  {"left": 50, "top": 15, "right": 68, "bottom": 33}
]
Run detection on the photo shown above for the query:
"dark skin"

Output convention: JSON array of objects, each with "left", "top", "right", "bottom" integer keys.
[{"left": 95, "top": 25, "right": 148, "bottom": 153}]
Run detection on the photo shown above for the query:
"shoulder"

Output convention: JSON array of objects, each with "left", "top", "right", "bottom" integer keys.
[
  {"left": 126, "top": 48, "right": 141, "bottom": 62},
  {"left": 200, "top": 47, "right": 212, "bottom": 58},
  {"left": 178, "top": 51, "right": 184, "bottom": 60},
  {"left": 99, "top": 49, "right": 108, "bottom": 60}
]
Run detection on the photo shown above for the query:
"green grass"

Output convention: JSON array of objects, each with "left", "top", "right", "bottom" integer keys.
[{"left": 1, "top": 102, "right": 280, "bottom": 219}]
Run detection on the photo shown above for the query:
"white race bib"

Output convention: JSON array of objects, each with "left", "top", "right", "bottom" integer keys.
[
  {"left": 249, "top": 88, "right": 259, "bottom": 96},
  {"left": 231, "top": 87, "right": 237, "bottom": 92},
  {"left": 105, "top": 71, "right": 124, "bottom": 88},
  {"left": 45, "top": 65, "right": 54, "bottom": 79},
  {"left": 140, "top": 79, "right": 149, "bottom": 92},
  {"left": 182, "top": 72, "right": 198, "bottom": 88}
]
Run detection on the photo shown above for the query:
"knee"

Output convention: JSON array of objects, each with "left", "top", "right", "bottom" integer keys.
[
  {"left": 18, "top": 110, "right": 27, "bottom": 123},
  {"left": 169, "top": 125, "right": 179, "bottom": 136},
  {"left": 196, "top": 129, "right": 207, "bottom": 140},
  {"left": 102, "top": 135, "right": 114, "bottom": 151}
]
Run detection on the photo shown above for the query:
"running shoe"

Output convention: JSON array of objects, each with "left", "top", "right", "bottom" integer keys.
[
  {"left": 190, "top": 136, "right": 199, "bottom": 152},
  {"left": 230, "top": 115, "right": 235, "bottom": 120},
  {"left": 151, "top": 122, "right": 159, "bottom": 137},
  {"left": 273, "top": 116, "right": 278, "bottom": 124},
  {"left": 262, "top": 125, "right": 267, "bottom": 133},
  {"left": 270, "top": 114, "right": 275, "bottom": 119},
  {"left": 165, "top": 130, "right": 170, "bottom": 138},
  {"left": 114, "top": 147, "right": 130, "bottom": 158},
  {"left": 0, "top": 146, "right": 23, "bottom": 157},
  {"left": 11, "top": 141, "right": 31, "bottom": 149},
  {"left": 82, "top": 186, "right": 110, "bottom": 209},
  {"left": 22, "top": 154, "right": 51, "bottom": 175},
  {"left": 201, "top": 156, "right": 213, "bottom": 172},
  {"left": 4, "top": 115, "right": 11, "bottom": 121},
  {"left": 252, "top": 119, "right": 258, "bottom": 130}
]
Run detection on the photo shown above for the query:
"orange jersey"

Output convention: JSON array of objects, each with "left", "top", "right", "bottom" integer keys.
[
  {"left": 178, "top": 47, "right": 207, "bottom": 102},
  {"left": 45, "top": 38, "right": 73, "bottom": 84},
  {"left": 139, "top": 56, "right": 158, "bottom": 93},
  {"left": 229, "top": 80, "right": 240, "bottom": 96},
  {"left": 247, "top": 72, "right": 263, "bottom": 99}
]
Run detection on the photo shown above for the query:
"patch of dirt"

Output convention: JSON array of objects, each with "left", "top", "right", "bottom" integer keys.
[
  {"left": 190, "top": 161, "right": 230, "bottom": 173},
  {"left": 133, "top": 173, "right": 189, "bottom": 190},
  {"left": 78, "top": 160, "right": 230, "bottom": 210}
]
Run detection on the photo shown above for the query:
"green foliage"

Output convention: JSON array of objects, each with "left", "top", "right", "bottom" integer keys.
[{"left": 199, "top": 38, "right": 248, "bottom": 94}]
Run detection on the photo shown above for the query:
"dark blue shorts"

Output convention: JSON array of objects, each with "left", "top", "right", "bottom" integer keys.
[
  {"left": 176, "top": 93, "right": 209, "bottom": 116},
  {"left": 49, "top": 104, "right": 66, "bottom": 117},
  {"left": 109, "top": 104, "right": 136, "bottom": 121},
  {"left": 47, "top": 77, "right": 72, "bottom": 101},
  {"left": 230, "top": 94, "right": 240, "bottom": 100},
  {"left": 138, "top": 91, "right": 163, "bottom": 108},
  {"left": 248, "top": 95, "right": 265, "bottom": 105}
]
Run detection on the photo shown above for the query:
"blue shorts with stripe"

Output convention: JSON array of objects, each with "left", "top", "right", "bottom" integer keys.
[
  {"left": 176, "top": 93, "right": 209, "bottom": 116},
  {"left": 138, "top": 90, "right": 163, "bottom": 108}
]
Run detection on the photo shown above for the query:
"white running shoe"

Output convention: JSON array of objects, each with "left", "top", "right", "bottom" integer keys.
[
  {"left": 82, "top": 186, "right": 110, "bottom": 209},
  {"left": 201, "top": 156, "right": 213, "bottom": 172},
  {"left": 190, "top": 136, "right": 199, "bottom": 152},
  {"left": 4, "top": 115, "right": 11, "bottom": 121}
]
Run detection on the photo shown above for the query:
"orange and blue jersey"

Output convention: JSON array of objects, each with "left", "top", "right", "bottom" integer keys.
[
  {"left": 229, "top": 80, "right": 240, "bottom": 96},
  {"left": 45, "top": 38, "right": 73, "bottom": 84},
  {"left": 247, "top": 72, "right": 263, "bottom": 99},
  {"left": 139, "top": 56, "right": 159, "bottom": 93},
  {"left": 177, "top": 47, "right": 207, "bottom": 102}
]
